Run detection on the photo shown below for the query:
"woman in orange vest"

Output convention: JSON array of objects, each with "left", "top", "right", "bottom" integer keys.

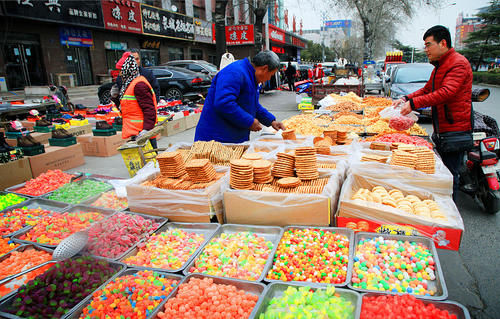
[{"left": 116, "top": 52, "right": 158, "bottom": 149}]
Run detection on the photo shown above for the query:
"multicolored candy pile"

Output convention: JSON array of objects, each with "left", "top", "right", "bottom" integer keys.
[
  {"left": 351, "top": 236, "right": 438, "bottom": 296},
  {"left": 267, "top": 228, "right": 350, "bottom": 284},
  {"left": 189, "top": 231, "right": 273, "bottom": 281},
  {"left": 0, "top": 193, "right": 27, "bottom": 211},
  {"left": 0, "top": 263, "right": 53, "bottom": 298},
  {"left": 48, "top": 179, "right": 111, "bottom": 204},
  {"left": 0, "top": 238, "right": 18, "bottom": 257},
  {"left": 0, "top": 247, "right": 52, "bottom": 280},
  {"left": 90, "top": 190, "right": 128, "bottom": 210},
  {"left": 0, "top": 207, "right": 54, "bottom": 236},
  {"left": 79, "top": 270, "right": 179, "bottom": 319},
  {"left": 157, "top": 277, "right": 259, "bottom": 319},
  {"left": 17, "top": 170, "right": 74, "bottom": 196},
  {"left": 124, "top": 229, "right": 205, "bottom": 270}
]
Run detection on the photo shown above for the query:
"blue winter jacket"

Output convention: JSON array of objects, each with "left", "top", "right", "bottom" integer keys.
[{"left": 194, "top": 58, "right": 276, "bottom": 143}]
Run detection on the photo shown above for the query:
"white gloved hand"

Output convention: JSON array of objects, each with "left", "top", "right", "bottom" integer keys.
[
  {"left": 137, "top": 129, "right": 149, "bottom": 138},
  {"left": 110, "top": 84, "right": 119, "bottom": 98}
]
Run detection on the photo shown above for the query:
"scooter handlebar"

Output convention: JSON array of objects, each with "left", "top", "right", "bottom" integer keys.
[{"left": 472, "top": 88, "right": 490, "bottom": 102}]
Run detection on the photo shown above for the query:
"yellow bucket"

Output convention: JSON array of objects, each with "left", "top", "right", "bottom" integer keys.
[{"left": 118, "top": 140, "right": 157, "bottom": 177}]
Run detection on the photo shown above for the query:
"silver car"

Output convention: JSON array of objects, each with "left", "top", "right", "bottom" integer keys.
[{"left": 164, "top": 60, "right": 218, "bottom": 79}]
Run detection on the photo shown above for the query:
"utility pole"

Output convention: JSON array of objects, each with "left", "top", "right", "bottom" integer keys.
[{"left": 215, "top": 0, "right": 229, "bottom": 67}]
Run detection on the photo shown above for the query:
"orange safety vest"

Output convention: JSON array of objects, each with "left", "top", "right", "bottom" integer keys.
[{"left": 120, "top": 76, "right": 157, "bottom": 139}]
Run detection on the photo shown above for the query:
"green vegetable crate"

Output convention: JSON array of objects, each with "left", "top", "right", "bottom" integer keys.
[{"left": 48, "top": 136, "right": 77, "bottom": 147}]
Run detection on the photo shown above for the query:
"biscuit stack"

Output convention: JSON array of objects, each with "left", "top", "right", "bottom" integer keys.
[
  {"left": 390, "top": 150, "right": 417, "bottom": 169},
  {"left": 361, "top": 154, "right": 389, "bottom": 163},
  {"left": 230, "top": 159, "right": 254, "bottom": 189},
  {"left": 294, "top": 147, "right": 319, "bottom": 180},
  {"left": 411, "top": 147, "right": 436, "bottom": 174},
  {"left": 271, "top": 152, "right": 295, "bottom": 178},
  {"left": 323, "top": 130, "right": 337, "bottom": 143},
  {"left": 242, "top": 152, "right": 263, "bottom": 161},
  {"left": 282, "top": 129, "right": 296, "bottom": 140},
  {"left": 336, "top": 130, "right": 348, "bottom": 144},
  {"left": 252, "top": 160, "right": 273, "bottom": 184},
  {"left": 276, "top": 177, "right": 301, "bottom": 188},
  {"left": 157, "top": 151, "right": 187, "bottom": 178},
  {"left": 185, "top": 159, "right": 217, "bottom": 183},
  {"left": 370, "top": 142, "right": 390, "bottom": 151}
]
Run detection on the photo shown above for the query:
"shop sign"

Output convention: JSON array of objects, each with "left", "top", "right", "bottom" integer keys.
[
  {"left": 104, "top": 41, "right": 127, "bottom": 50},
  {"left": 141, "top": 40, "right": 161, "bottom": 49},
  {"left": 194, "top": 18, "right": 213, "bottom": 44},
  {"left": 141, "top": 4, "right": 194, "bottom": 41},
  {"left": 269, "top": 24, "right": 285, "bottom": 44},
  {"left": 225, "top": 25, "right": 254, "bottom": 45},
  {"left": 2, "top": 0, "right": 104, "bottom": 28},
  {"left": 292, "top": 36, "right": 306, "bottom": 48},
  {"left": 324, "top": 20, "right": 351, "bottom": 29},
  {"left": 271, "top": 46, "right": 284, "bottom": 54},
  {"left": 59, "top": 27, "right": 93, "bottom": 47},
  {"left": 102, "top": 0, "right": 142, "bottom": 34}
]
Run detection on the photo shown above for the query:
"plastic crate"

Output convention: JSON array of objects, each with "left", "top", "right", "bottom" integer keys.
[
  {"left": 112, "top": 124, "right": 122, "bottom": 131},
  {"left": 48, "top": 136, "right": 77, "bottom": 147},
  {"left": 5, "top": 131, "right": 30, "bottom": 139},
  {"left": 92, "top": 128, "right": 117, "bottom": 136},
  {"left": 33, "top": 125, "right": 54, "bottom": 133},
  {"left": 45, "top": 113, "right": 62, "bottom": 121},
  {"left": 20, "top": 144, "right": 45, "bottom": 156}
]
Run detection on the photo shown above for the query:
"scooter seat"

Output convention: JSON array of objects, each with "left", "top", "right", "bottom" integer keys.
[{"left": 468, "top": 152, "right": 481, "bottom": 162}]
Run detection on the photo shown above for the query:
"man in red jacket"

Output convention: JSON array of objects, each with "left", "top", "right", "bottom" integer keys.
[{"left": 395, "top": 25, "right": 473, "bottom": 200}]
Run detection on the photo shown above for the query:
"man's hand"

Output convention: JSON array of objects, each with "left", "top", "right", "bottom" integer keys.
[
  {"left": 391, "top": 98, "right": 406, "bottom": 109},
  {"left": 271, "top": 120, "right": 286, "bottom": 131},
  {"left": 400, "top": 101, "right": 412, "bottom": 116},
  {"left": 137, "top": 129, "right": 149, "bottom": 138},
  {"left": 250, "top": 119, "right": 262, "bottom": 131}
]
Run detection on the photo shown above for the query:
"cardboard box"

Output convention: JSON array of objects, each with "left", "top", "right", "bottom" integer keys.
[
  {"left": 76, "top": 133, "right": 124, "bottom": 157},
  {"left": 6, "top": 132, "right": 51, "bottom": 147},
  {"left": 0, "top": 158, "right": 33, "bottom": 191},
  {"left": 21, "top": 120, "right": 36, "bottom": 129},
  {"left": 28, "top": 143, "right": 85, "bottom": 177},
  {"left": 66, "top": 124, "right": 92, "bottom": 137},
  {"left": 164, "top": 118, "right": 186, "bottom": 136},
  {"left": 185, "top": 113, "right": 201, "bottom": 129}
]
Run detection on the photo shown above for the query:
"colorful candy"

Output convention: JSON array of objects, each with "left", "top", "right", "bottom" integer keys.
[
  {"left": 0, "top": 238, "right": 19, "bottom": 257},
  {"left": 189, "top": 231, "right": 273, "bottom": 281},
  {"left": 0, "top": 263, "right": 53, "bottom": 298},
  {"left": 6, "top": 257, "right": 117, "bottom": 318},
  {"left": 374, "top": 133, "right": 433, "bottom": 149},
  {"left": 351, "top": 236, "right": 437, "bottom": 296},
  {"left": 124, "top": 229, "right": 205, "bottom": 270},
  {"left": 266, "top": 228, "right": 350, "bottom": 284},
  {"left": 157, "top": 277, "right": 259, "bottom": 319},
  {"left": 19, "top": 211, "right": 104, "bottom": 245},
  {"left": 259, "top": 286, "right": 355, "bottom": 319},
  {"left": 0, "top": 207, "right": 54, "bottom": 236},
  {"left": 361, "top": 294, "right": 458, "bottom": 319},
  {"left": 0, "top": 248, "right": 52, "bottom": 280},
  {"left": 48, "top": 179, "right": 111, "bottom": 204},
  {"left": 17, "top": 170, "right": 74, "bottom": 196},
  {"left": 91, "top": 190, "right": 128, "bottom": 210},
  {"left": 0, "top": 193, "right": 27, "bottom": 211},
  {"left": 80, "top": 270, "right": 179, "bottom": 318},
  {"left": 87, "top": 212, "right": 160, "bottom": 259}
]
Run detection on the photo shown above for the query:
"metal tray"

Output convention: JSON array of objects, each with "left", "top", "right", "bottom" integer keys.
[
  {"left": 11, "top": 205, "right": 116, "bottom": 248},
  {"left": 0, "top": 244, "right": 53, "bottom": 284},
  {"left": 83, "top": 211, "right": 168, "bottom": 261},
  {"left": 150, "top": 273, "right": 266, "bottom": 319},
  {"left": 348, "top": 232, "right": 448, "bottom": 300},
  {"left": 5, "top": 174, "right": 75, "bottom": 198},
  {"left": 263, "top": 226, "right": 354, "bottom": 287},
  {"left": 120, "top": 222, "right": 220, "bottom": 273},
  {"left": 44, "top": 178, "right": 113, "bottom": 205},
  {"left": 183, "top": 224, "right": 283, "bottom": 282},
  {"left": 249, "top": 282, "right": 361, "bottom": 319},
  {"left": 81, "top": 190, "right": 128, "bottom": 211},
  {"left": 0, "top": 257, "right": 125, "bottom": 319},
  {"left": 361, "top": 292, "right": 470, "bottom": 319},
  {"left": 0, "top": 198, "right": 71, "bottom": 238},
  {"left": 0, "top": 192, "right": 29, "bottom": 212},
  {"left": 65, "top": 268, "right": 183, "bottom": 319}
]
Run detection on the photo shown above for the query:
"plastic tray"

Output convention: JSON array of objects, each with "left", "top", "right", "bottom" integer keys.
[
  {"left": 19, "top": 144, "right": 45, "bottom": 156},
  {"left": 64, "top": 268, "right": 183, "bottom": 319},
  {"left": 12, "top": 205, "right": 116, "bottom": 249},
  {"left": 48, "top": 136, "right": 77, "bottom": 147},
  {"left": 263, "top": 226, "right": 354, "bottom": 287},
  {"left": 150, "top": 273, "right": 266, "bottom": 318},
  {"left": 120, "top": 222, "right": 220, "bottom": 272},
  {"left": 0, "top": 244, "right": 53, "bottom": 283},
  {"left": 112, "top": 124, "right": 122, "bottom": 131},
  {"left": 0, "top": 257, "right": 125, "bottom": 319},
  {"left": 361, "top": 292, "right": 470, "bottom": 319},
  {"left": 92, "top": 128, "right": 117, "bottom": 136},
  {"left": 83, "top": 211, "right": 168, "bottom": 261},
  {"left": 348, "top": 232, "right": 448, "bottom": 300},
  {"left": 183, "top": 224, "right": 283, "bottom": 282},
  {"left": 33, "top": 125, "right": 54, "bottom": 133},
  {"left": 250, "top": 282, "right": 361, "bottom": 319},
  {"left": 5, "top": 131, "right": 31, "bottom": 139}
]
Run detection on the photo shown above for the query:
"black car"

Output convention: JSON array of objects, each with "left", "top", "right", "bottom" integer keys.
[
  {"left": 164, "top": 60, "right": 218, "bottom": 79},
  {"left": 97, "top": 65, "right": 211, "bottom": 104}
]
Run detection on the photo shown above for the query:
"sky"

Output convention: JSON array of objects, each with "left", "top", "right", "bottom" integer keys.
[{"left": 284, "top": 0, "right": 491, "bottom": 48}]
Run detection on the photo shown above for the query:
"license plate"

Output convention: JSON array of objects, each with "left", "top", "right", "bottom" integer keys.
[{"left": 482, "top": 164, "right": 500, "bottom": 174}]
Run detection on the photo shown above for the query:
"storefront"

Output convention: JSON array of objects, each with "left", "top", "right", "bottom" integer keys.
[
  {"left": 268, "top": 24, "right": 287, "bottom": 61},
  {"left": 59, "top": 26, "right": 94, "bottom": 86},
  {"left": 104, "top": 41, "right": 128, "bottom": 70},
  {"left": 139, "top": 39, "right": 161, "bottom": 67},
  {"left": 284, "top": 31, "right": 306, "bottom": 63}
]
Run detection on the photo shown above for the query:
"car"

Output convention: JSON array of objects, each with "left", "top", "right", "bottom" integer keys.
[
  {"left": 164, "top": 60, "right": 218, "bottom": 79},
  {"left": 382, "top": 64, "right": 398, "bottom": 95},
  {"left": 297, "top": 65, "right": 312, "bottom": 80}
]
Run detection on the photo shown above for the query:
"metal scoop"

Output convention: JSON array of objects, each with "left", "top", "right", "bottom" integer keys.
[{"left": 0, "top": 230, "right": 89, "bottom": 285}]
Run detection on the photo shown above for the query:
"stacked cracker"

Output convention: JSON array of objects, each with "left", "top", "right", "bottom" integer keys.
[
  {"left": 230, "top": 159, "right": 254, "bottom": 190},
  {"left": 361, "top": 154, "right": 389, "bottom": 163},
  {"left": 313, "top": 136, "right": 333, "bottom": 155},
  {"left": 157, "top": 152, "right": 187, "bottom": 178},
  {"left": 282, "top": 129, "right": 296, "bottom": 140},
  {"left": 183, "top": 140, "right": 246, "bottom": 165},
  {"left": 185, "top": 159, "right": 217, "bottom": 183},
  {"left": 242, "top": 152, "right": 263, "bottom": 161},
  {"left": 142, "top": 172, "right": 225, "bottom": 190},
  {"left": 271, "top": 152, "right": 295, "bottom": 177},
  {"left": 369, "top": 142, "right": 390, "bottom": 151},
  {"left": 389, "top": 144, "right": 436, "bottom": 174},
  {"left": 252, "top": 160, "right": 273, "bottom": 184},
  {"left": 253, "top": 177, "right": 330, "bottom": 194},
  {"left": 390, "top": 150, "right": 417, "bottom": 169},
  {"left": 294, "top": 147, "right": 319, "bottom": 180}
]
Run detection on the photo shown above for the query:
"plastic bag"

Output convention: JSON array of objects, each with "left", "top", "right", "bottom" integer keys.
[{"left": 379, "top": 106, "right": 418, "bottom": 131}]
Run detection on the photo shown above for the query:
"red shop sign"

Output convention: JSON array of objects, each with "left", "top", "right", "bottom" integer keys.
[
  {"left": 225, "top": 24, "right": 254, "bottom": 45},
  {"left": 102, "top": 0, "right": 142, "bottom": 34},
  {"left": 292, "top": 36, "right": 306, "bottom": 48},
  {"left": 271, "top": 46, "right": 285, "bottom": 54},
  {"left": 269, "top": 24, "right": 285, "bottom": 44}
]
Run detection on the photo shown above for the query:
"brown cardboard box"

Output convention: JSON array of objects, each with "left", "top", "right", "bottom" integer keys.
[
  {"left": 185, "top": 113, "right": 201, "bottom": 129},
  {"left": 76, "top": 133, "right": 124, "bottom": 157},
  {"left": 0, "top": 158, "right": 33, "bottom": 191},
  {"left": 6, "top": 132, "right": 51, "bottom": 147},
  {"left": 28, "top": 143, "right": 85, "bottom": 177},
  {"left": 164, "top": 118, "right": 186, "bottom": 136},
  {"left": 21, "top": 121, "right": 36, "bottom": 129},
  {"left": 67, "top": 124, "right": 92, "bottom": 137}
]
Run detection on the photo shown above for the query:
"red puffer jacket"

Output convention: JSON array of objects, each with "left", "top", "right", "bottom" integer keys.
[{"left": 407, "top": 48, "right": 472, "bottom": 133}]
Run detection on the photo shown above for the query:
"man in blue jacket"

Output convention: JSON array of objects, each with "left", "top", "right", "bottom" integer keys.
[{"left": 195, "top": 51, "right": 286, "bottom": 143}]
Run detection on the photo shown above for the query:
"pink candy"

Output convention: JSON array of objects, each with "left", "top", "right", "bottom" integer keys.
[{"left": 389, "top": 116, "right": 415, "bottom": 131}]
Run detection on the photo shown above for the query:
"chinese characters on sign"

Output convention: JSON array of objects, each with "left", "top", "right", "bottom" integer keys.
[
  {"left": 194, "top": 18, "right": 213, "bottom": 44},
  {"left": 101, "top": 0, "right": 142, "bottom": 34},
  {"left": 268, "top": 24, "right": 285, "bottom": 44},
  {"left": 141, "top": 4, "right": 194, "bottom": 40},
  {"left": 59, "top": 26, "right": 93, "bottom": 47},
  {"left": 271, "top": 46, "right": 285, "bottom": 54},
  {"left": 225, "top": 25, "right": 254, "bottom": 45}
]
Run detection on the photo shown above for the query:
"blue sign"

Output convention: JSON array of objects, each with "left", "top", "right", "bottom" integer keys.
[
  {"left": 59, "top": 27, "right": 93, "bottom": 47},
  {"left": 324, "top": 20, "right": 351, "bottom": 29}
]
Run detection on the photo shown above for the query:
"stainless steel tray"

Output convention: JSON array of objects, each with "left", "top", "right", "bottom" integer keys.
[
  {"left": 120, "top": 222, "right": 220, "bottom": 273},
  {"left": 0, "top": 244, "right": 53, "bottom": 283},
  {"left": 263, "top": 226, "right": 354, "bottom": 287},
  {"left": 361, "top": 292, "right": 470, "bottom": 319},
  {"left": 249, "top": 282, "right": 361, "bottom": 319},
  {"left": 81, "top": 190, "right": 128, "bottom": 211},
  {"left": 0, "top": 198, "right": 70, "bottom": 238},
  {"left": 12, "top": 205, "right": 116, "bottom": 248},
  {"left": 150, "top": 273, "right": 266, "bottom": 318},
  {"left": 44, "top": 178, "right": 113, "bottom": 205},
  {"left": 183, "top": 224, "right": 283, "bottom": 282},
  {"left": 82, "top": 211, "right": 168, "bottom": 261},
  {"left": 5, "top": 181, "right": 51, "bottom": 198},
  {"left": 348, "top": 232, "right": 448, "bottom": 300},
  {"left": 0, "top": 192, "right": 29, "bottom": 212},
  {"left": 0, "top": 257, "right": 125, "bottom": 319},
  {"left": 65, "top": 268, "right": 183, "bottom": 319}
]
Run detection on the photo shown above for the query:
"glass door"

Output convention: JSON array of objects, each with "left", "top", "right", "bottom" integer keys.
[
  {"left": 63, "top": 47, "right": 93, "bottom": 86},
  {"left": 3, "top": 43, "right": 45, "bottom": 90}
]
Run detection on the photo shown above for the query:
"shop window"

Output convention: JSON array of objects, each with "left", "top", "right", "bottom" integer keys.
[
  {"left": 191, "top": 49, "right": 203, "bottom": 60},
  {"left": 209, "top": 55, "right": 217, "bottom": 65},
  {"left": 106, "top": 50, "right": 125, "bottom": 70},
  {"left": 140, "top": 49, "right": 160, "bottom": 67},
  {"left": 187, "top": 64, "right": 204, "bottom": 72},
  {"left": 168, "top": 47, "right": 184, "bottom": 61}
]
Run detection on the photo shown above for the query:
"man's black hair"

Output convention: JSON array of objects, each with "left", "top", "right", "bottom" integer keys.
[
  {"left": 423, "top": 25, "right": 452, "bottom": 48},
  {"left": 127, "top": 48, "right": 140, "bottom": 54}
]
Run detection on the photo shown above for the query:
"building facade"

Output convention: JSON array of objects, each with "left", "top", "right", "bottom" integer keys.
[{"left": 455, "top": 11, "right": 485, "bottom": 50}]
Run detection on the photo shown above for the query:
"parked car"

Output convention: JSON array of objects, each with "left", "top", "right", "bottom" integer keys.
[
  {"left": 382, "top": 64, "right": 398, "bottom": 95},
  {"left": 297, "top": 65, "right": 312, "bottom": 80},
  {"left": 164, "top": 60, "right": 218, "bottom": 79}
]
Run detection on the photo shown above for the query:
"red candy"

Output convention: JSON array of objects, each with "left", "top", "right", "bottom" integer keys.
[
  {"left": 389, "top": 116, "right": 415, "bottom": 131},
  {"left": 361, "top": 294, "right": 458, "bottom": 319},
  {"left": 375, "top": 133, "right": 433, "bottom": 149},
  {"left": 17, "top": 170, "right": 74, "bottom": 196}
]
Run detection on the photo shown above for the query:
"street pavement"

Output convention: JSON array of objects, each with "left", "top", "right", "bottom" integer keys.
[{"left": 69, "top": 85, "right": 500, "bottom": 319}]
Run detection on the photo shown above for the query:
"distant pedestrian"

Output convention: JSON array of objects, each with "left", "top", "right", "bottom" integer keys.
[{"left": 285, "top": 61, "right": 296, "bottom": 91}]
